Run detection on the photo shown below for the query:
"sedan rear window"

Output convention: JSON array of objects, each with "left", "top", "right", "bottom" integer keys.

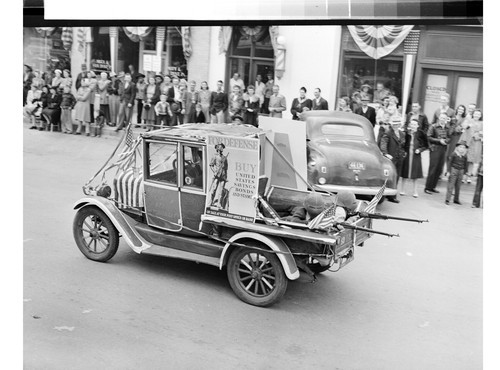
[{"left": 320, "top": 123, "right": 365, "bottom": 138}]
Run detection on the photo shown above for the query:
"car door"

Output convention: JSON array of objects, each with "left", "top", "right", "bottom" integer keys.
[
  {"left": 143, "top": 140, "right": 182, "bottom": 232},
  {"left": 179, "top": 143, "right": 207, "bottom": 233}
]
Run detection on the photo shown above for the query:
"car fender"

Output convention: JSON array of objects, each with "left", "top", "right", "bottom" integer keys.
[
  {"left": 219, "top": 232, "right": 300, "bottom": 280},
  {"left": 73, "top": 197, "right": 152, "bottom": 254}
]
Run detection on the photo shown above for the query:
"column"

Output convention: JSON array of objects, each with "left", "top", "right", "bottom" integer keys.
[
  {"left": 109, "top": 27, "right": 118, "bottom": 73},
  {"left": 156, "top": 27, "right": 166, "bottom": 74}
]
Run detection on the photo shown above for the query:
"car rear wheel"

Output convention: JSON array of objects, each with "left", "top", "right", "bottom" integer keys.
[
  {"left": 227, "top": 246, "right": 288, "bottom": 307},
  {"left": 73, "top": 206, "right": 119, "bottom": 262}
]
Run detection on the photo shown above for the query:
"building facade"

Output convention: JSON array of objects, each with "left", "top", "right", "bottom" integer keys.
[{"left": 23, "top": 25, "right": 482, "bottom": 119}]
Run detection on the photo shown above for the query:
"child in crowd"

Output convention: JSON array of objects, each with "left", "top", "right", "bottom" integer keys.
[
  {"left": 445, "top": 140, "right": 468, "bottom": 205},
  {"left": 154, "top": 94, "right": 171, "bottom": 127},
  {"left": 60, "top": 85, "right": 76, "bottom": 134},
  {"left": 194, "top": 103, "right": 206, "bottom": 123}
]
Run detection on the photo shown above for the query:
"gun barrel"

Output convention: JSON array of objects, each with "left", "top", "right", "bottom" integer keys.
[
  {"left": 339, "top": 223, "right": 399, "bottom": 238},
  {"left": 360, "top": 212, "right": 428, "bottom": 223}
]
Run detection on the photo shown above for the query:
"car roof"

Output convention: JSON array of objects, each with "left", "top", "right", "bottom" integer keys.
[
  {"left": 142, "top": 123, "right": 265, "bottom": 143},
  {"left": 301, "top": 111, "right": 375, "bottom": 141}
]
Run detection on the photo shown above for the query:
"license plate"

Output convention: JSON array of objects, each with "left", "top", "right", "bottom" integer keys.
[{"left": 348, "top": 161, "right": 366, "bottom": 170}]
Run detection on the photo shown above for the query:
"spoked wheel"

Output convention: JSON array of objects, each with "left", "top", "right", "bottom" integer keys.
[
  {"left": 73, "top": 206, "right": 119, "bottom": 262},
  {"left": 227, "top": 246, "right": 288, "bottom": 307}
]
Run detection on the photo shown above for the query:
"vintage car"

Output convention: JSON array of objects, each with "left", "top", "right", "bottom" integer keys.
[
  {"left": 302, "top": 111, "right": 398, "bottom": 197},
  {"left": 72, "top": 123, "right": 387, "bottom": 307}
]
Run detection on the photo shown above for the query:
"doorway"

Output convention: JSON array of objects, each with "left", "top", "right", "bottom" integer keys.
[{"left": 421, "top": 69, "right": 482, "bottom": 121}]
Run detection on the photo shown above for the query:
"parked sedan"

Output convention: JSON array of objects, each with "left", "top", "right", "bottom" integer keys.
[{"left": 303, "top": 111, "right": 397, "bottom": 196}]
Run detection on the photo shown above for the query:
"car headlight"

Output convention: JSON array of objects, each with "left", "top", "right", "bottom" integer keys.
[{"left": 318, "top": 177, "right": 326, "bottom": 185}]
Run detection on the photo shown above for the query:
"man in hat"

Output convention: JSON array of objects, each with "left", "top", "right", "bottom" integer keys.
[
  {"left": 311, "top": 88, "right": 329, "bottom": 111},
  {"left": 355, "top": 95, "right": 376, "bottom": 127},
  {"left": 445, "top": 140, "right": 468, "bottom": 205},
  {"left": 425, "top": 112, "right": 452, "bottom": 194},
  {"left": 209, "top": 143, "right": 228, "bottom": 208},
  {"left": 75, "top": 63, "right": 88, "bottom": 91},
  {"left": 380, "top": 116, "right": 406, "bottom": 203}
]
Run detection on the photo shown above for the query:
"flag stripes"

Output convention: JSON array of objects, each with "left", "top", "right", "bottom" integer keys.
[
  {"left": 113, "top": 169, "right": 144, "bottom": 208},
  {"left": 364, "top": 180, "right": 387, "bottom": 214}
]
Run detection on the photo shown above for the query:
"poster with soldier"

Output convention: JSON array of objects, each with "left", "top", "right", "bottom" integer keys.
[{"left": 205, "top": 134, "right": 260, "bottom": 222}]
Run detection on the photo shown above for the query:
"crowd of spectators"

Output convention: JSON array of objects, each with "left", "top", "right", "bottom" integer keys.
[{"left": 23, "top": 64, "right": 483, "bottom": 207}]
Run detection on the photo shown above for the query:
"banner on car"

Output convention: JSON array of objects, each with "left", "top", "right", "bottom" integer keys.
[{"left": 204, "top": 134, "right": 260, "bottom": 223}]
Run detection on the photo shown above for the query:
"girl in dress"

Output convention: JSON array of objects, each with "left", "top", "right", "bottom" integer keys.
[{"left": 73, "top": 79, "right": 92, "bottom": 136}]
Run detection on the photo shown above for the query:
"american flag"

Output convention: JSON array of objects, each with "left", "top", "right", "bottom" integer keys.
[
  {"left": 364, "top": 180, "right": 387, "bottom": 214},
  {"left": 307, "top": 194, "right": 338, "bottom": 231},
  {"left": 115, "top": 125, "right": 138, "bottom": 170}
]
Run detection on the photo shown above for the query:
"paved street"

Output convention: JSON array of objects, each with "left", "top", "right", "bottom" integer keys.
[{"left": 23, "top": 125, "right": 482, "bottom": 370}]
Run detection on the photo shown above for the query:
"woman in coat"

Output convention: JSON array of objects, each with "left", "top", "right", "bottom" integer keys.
[
  {"left": 290, "top": 87, "right": 312, "bottom": 120},
  {"left": 73, "top": 79, "right": 92, "bottom": 135},
  {"left": 243, "top": 85, "right": 260, "bottom": 127},
  {"left": 41, "top": 85, "right": 62, "bottom": 130},
  {"left": 400, "top": 118, "right": 428, "bottom": 197},
  {"left": 96, "top": 72, "right": 111, "bottom": 125}
]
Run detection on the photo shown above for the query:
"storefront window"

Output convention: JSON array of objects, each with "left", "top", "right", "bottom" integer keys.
[
  {"left": 338, "top": 27, "right": 404, "bottom": 106},
  {"left": 228, "top": 26, "right": 274, "bottom": 90},
  {"left": 23, "top": 27, "right": 70, "bottom": 75}
]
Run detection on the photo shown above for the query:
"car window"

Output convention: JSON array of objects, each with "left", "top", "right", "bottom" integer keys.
[
  {"left": 182, "top": 145, "right": 204, "bottom": 190},
  {"left": 147, "top": 142, "right": 178, "bottom": 185},
  {"left": 320, "top": 123, "right": 365, "bottom": 138}
]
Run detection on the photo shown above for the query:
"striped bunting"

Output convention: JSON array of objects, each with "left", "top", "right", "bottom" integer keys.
[
  {"left": 61, "top": 27, "right": 73, "bottom": 51},
  {"left": 113, "top": 169, "right": 144, "bottom": 209},
  {"left": 347, "top": 25, "right": 413, "bottom": 59}
]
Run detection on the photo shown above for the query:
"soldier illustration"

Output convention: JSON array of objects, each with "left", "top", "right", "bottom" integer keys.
[{"left": 209, "top": 143, "right": 229, "bottom": 209}]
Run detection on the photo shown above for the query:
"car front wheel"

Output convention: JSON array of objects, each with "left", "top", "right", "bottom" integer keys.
[
  {"left": 73, "top": 206, "right": 119, "bottom": 262},
  {"left": 227, "top": 245, "right": 288, "bottom": 307}
]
